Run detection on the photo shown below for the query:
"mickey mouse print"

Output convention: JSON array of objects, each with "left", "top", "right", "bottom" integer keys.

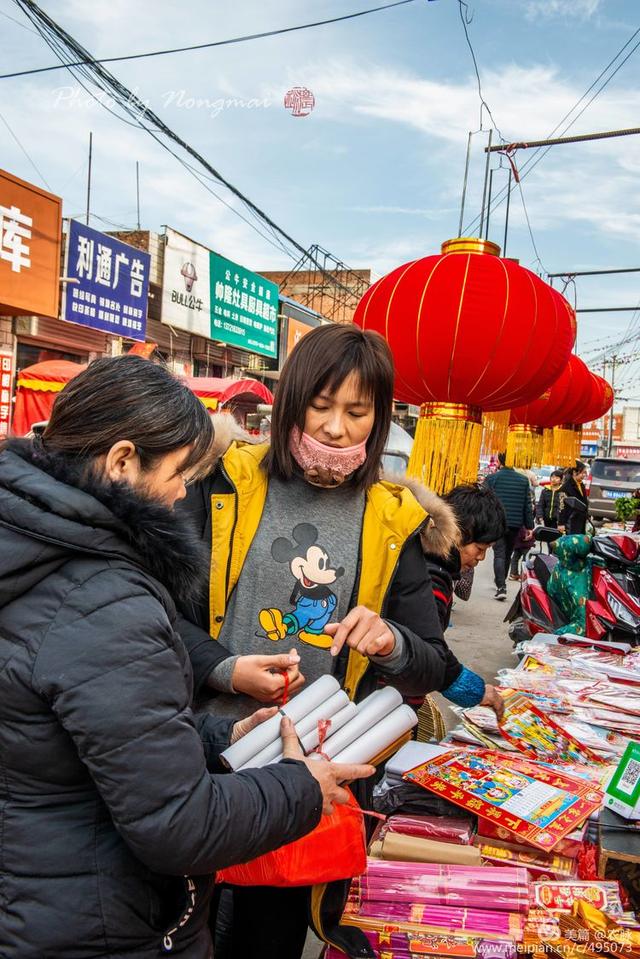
[{"left": 259, "top": 524, "right": 345, "bottom": 649}]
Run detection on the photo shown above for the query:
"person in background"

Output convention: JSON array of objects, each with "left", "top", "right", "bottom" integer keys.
[
  {"left": 558, "top": 460, "right": 590, "bottom": 534},
  {"left": 484, "top": 452, "right": 535, "bottom": 601},
  {"left": 423, "top": 483, "right": 507, "bottom": 718},
  {"left": 508, "top": 526, "right": 535, "bottom": 580},
  {"left": 536, "top": 469, "right": 564, "bottom": 528}
]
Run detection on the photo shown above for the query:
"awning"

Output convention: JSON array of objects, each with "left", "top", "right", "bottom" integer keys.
[
  {"left": 185, "top": 377, "right": 273, "bottom": 411},
  {"left": 13, "top": 360, "right": 85, "bottom": 435}
]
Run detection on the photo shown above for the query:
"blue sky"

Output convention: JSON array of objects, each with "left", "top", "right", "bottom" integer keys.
[{"left": 1, "top": 0, "right": 640, "bottom": 392}]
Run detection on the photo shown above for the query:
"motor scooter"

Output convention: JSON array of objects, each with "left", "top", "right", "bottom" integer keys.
[{"left": 505, "top": 498, "right": 640, "bottom": 645}]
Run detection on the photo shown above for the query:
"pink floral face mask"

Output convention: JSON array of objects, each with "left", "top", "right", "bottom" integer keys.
[{"left": 289, "top": 427, "right": 368, "bottom": 488}]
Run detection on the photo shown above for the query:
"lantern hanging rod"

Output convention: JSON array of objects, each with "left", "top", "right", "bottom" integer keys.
[
  {"left": 485, "top": 127, "right": 640, "bottom": 152},
  {"left": 548, "top": 267, "right": 640, "bottom": 278},
  {"left": 576, "top": 307, "right": 640, "bottom": 313}
]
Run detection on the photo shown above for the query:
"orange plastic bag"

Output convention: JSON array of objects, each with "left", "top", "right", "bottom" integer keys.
[{"left": 216, "top": 788, "right": 367, "bottom": 887}]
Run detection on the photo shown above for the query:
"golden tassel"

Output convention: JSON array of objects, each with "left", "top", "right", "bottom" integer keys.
[
  {"left": 553, "top": 425, "right": 581, "bottom": 468},
  {"left": 407, "top": 402, "right": 483, "bottom": 495},
  {"left": 542, "top": 428, "right": 555, "bottom": 465},
  {"left": 482, "top": 410, "right": 510, "bottom": 459},
  {"left": 505, "top": 425, "right": 544, "bottom": 469}
]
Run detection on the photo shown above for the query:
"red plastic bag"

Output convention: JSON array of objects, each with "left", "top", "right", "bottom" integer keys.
[{"left": 217, "top": 788, "right": 367, "bottom": 887}]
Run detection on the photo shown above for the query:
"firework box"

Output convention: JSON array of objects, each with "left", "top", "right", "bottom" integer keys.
[
  {"left": 604, "top": 741, "right": 640, "bottom": 820},
  {"left": 404, "top": 748, "right": 602, "bottom": 851},
  {"left": 476, "top": 818, "right": 587, "bottom": 859}
]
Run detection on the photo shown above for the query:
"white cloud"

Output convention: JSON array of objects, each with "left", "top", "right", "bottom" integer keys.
[{"left": 525, "top": 0, "right": 602, "bottom": 19}]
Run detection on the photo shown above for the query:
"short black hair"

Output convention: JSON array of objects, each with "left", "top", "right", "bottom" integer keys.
[
  {"left": 444, "top": 484, "right": 508, "bottom": 545},
  {"left": 551, "top": 469, "right": 564, "bottom": 480},
  {"left": 498, "top": 452, "right": 506, "bottom": 467}
]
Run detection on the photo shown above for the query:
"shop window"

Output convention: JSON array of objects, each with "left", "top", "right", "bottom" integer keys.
[{"left": 16, "top": 342, "right": 86, "bottom": 373}]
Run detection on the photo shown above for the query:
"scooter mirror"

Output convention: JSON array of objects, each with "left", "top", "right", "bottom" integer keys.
[{"left": 534, "top": 525, "right": 563, "bottom": 543}]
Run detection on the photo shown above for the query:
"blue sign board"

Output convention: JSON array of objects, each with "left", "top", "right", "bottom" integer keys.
[{"left": 62, "top": 220, "right": 150, "bottom": 342}]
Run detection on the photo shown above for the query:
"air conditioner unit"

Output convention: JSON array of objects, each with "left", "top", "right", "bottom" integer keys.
[{"left": 14, "top": 316, "right": 39, "bottom": 337}]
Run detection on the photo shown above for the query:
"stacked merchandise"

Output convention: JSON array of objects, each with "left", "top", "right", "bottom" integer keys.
[{"left": 323, "top": 635, "right": 640, "bottom": 957}]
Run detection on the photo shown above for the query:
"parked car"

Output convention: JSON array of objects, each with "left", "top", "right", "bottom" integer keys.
[{"left": 589, "top": 457, "right": 640, "bottom": 521}]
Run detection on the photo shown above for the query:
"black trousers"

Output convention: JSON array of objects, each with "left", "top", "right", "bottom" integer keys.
[
  {"left": 213, "top": 885, "right": 310, "bottom": 959},
  {"left": 493, "top": 527, "right": 519, "bottom": 589}
]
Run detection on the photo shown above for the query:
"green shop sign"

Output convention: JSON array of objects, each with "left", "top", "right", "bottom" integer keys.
[{"left": 210, "top": 252, "right": 279, "bottom": 359}]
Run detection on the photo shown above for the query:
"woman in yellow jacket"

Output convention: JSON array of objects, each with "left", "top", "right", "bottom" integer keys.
[{"left": 179, "top": 323, "right": 497, "bottom": 959}]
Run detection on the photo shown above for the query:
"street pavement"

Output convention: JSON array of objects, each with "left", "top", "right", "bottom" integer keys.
[{"left": 302, "top": 551, "right": 519, "bottom": 958}]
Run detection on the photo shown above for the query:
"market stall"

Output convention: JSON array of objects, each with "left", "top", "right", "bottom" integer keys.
[
  {"left": 12, "top": 359, "right": 85, "bottom": 436},
  {"left": 185, "top": 376, "right": 273, "bottom": 425}
]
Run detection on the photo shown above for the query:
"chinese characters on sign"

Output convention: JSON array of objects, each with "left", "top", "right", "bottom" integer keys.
[
  {"left": 210, "top": 253, "right": 279, "bottom": 359},
  {"left": 0, "top": 169, "right": 62, "bottom": 318},
  {"left": 0, "top": 352, "right": 14, "bottom": 439},
  {"left": 0, "top": 205, "right": 31, "bottom": 273},
  {"left": 62, "top": 221, "right": 150, "bottom": 342}
]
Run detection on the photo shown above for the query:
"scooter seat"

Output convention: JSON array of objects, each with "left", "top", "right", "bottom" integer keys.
[{"left": 533, "top": 553, "right": 558, "bottom": 591}]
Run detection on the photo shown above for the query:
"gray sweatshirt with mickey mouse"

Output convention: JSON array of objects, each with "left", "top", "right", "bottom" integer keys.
[{"left": 204, "top": 474, "right": 407, "bottom": 720}]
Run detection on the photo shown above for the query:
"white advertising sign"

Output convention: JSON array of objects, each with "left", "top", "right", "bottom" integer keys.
[{"left": 161, "top": 227, "right": 211, "bottom": 336}]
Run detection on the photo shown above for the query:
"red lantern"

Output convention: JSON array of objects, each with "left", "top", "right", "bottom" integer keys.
[
  {"left": 354, "top": 237, "right": 576, "bottom": 490},
  {"left": 506, "top": 357, "right": 594, "bottom": 468},
  {"left": 355, "top": 237, "right": 576, "bottom": 410}
]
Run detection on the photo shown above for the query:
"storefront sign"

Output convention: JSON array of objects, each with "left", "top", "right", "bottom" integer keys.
[
  {"left": 0, "top": 169, "right": 62, "bottom": 318},
  {"left": 161, "top": 227, "right": 211, "bottom": 337},
  {"left": 62, "top": 221, "right": 150, "bottom": 342},
  {"left": 0, "top": 350, "right": 14, "bottom": 438},
  {"left": 210, "top": 252, "right": 278, "bottom": 359},
  {"left": 160, "top": 228, "right": 279, "bottom": 358},
  {"left": 286, "top": 315, "right": 316, "bottom": 357}
]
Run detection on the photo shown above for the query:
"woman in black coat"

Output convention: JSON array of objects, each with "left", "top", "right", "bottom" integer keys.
[
  {"left": 558, "top": 460, "right": 590, "bottom": 534},
  {"left": 0, "top": 356, "right": 370, "bottom": 959}
]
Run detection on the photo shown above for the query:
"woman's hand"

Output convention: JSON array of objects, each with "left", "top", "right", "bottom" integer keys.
[
  {"left": 230, "top": 706, "right": 279, "bottom": 745},
  {"left": 325, "top": 606, "right": 395, "bottom": 659},
  {"left": 231, "top": 649, "right": 305, "bottom": 703},
  {"left": 481, "top": 684, "right": 505, "bottom": 721},
  {"left": 280, "top": 717, "right": 375, "bottom": 814}
]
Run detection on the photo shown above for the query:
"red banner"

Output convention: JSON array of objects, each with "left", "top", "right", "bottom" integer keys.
[{"left": 0, "top": 350, "right": 14, "bottom": 438}]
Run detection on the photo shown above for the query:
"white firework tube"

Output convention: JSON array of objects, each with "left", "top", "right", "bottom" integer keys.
[
  {"left": 318, "top": 686, "right": 403, "bottom": 760},
  {"left": 220, "top": 674, "right": 340, "bottom": 770},
  {"left": 239, "top": 690, "right": 349, "bottom": 769},
  {"left": 298, "top": 700, "right": 358, "bottom": 755},
  {"left": 294, "top": 690, "right": 350, "bottom": 740},
  {"left": 330, "top": 704, "right": 418, "bottom": 765}
]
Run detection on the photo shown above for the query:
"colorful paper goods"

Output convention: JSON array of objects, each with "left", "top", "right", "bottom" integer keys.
[
  {"left": 499, "top": 692, "right": 604, "bottom": 766},
  {"left": 404, "top": 748, "right": 602, "bottom": 851}
]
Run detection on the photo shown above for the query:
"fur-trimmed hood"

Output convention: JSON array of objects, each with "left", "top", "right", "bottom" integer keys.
[
  {"left": 206, "top": 415, "right": 460, "bottom": 560},
  {"left": 383, "top": 473, "right": 460, "bottom": 559},
  {"left": 0, "top": 439, "right": 208, "bottom": 603}
]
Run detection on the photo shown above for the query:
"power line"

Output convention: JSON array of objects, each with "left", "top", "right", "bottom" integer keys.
[
  {"left": 463, "top": 23, "right": 640, "bottom": 236},
  {"left": 0, "top": 108, "right": 53, "bottom": 189},
  {"left": 0, "top": 0, "right": 420, "bottom": 79},
  {"left": 12, "top": 0, "right": 349, "bottom": 281},
  {"left": 457, "top": 0, "right": 504, "bottom": 139}
]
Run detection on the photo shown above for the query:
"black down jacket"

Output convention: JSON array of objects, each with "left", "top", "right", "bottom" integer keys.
[{"left": 0, "top": 440, "right": 322, "bottom": 959}]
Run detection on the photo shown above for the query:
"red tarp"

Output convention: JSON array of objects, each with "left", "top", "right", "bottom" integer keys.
[
  {"left": 185, "top": 377, "right": 273, "bottom": 410},
  {"left": 12, "top": 360, "right": 85, "bottom": 436}
]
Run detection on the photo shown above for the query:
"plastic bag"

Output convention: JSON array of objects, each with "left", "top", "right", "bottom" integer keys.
[{"left": 216, "top": 787, "right": 366, "bottom": 887}]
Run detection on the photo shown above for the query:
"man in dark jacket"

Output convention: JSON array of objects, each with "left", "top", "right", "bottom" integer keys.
[
  {"left": 485, "top": 453, "right": 534, "bottom": 600},
  {"left": 536, "top": 469, "right": 564, "bottom": 527},
  {"left": 0, "top": 358, "right": 370, "bottom": 959}
]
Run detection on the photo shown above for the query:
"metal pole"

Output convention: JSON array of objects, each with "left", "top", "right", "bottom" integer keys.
[
  {"left": 478, "top": 129, "right": 493, "bottom": 240},
  {"left": 548, "top": 267, "right": 640, "bottom": 278},
  {"left": 608, "top": 356, "right": 617, "bottom": 456},
  {"left": 458, "top": 132, "right": 473, "bottom": 237},
  {"left": 601, "top": 360, "right": 608, "bottom": 455},
  {"left": 135, "top": 161, "right": 141, "bottom": 230},
  {"left": 85, "top": 131, "right": 93, "bottom": 226},
  {"left": 503, "top": 169, "right": 512, "bottom": 256},
  {"left": 485, "top": 126, "right": 640, "bottom": 152},
  {"left": 484, "top": 169, "right": 494, "bottom": 241}
]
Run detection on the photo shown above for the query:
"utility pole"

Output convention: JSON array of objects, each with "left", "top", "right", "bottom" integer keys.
[
  {"left": 135, "top": 161, "right": 141, "bottom": 230},
  {"left": 608, "top": 355, "right": 617, "bottom": 457},
  {"left": 85, "top": 131, "right": 93, "bottom": 226}
]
